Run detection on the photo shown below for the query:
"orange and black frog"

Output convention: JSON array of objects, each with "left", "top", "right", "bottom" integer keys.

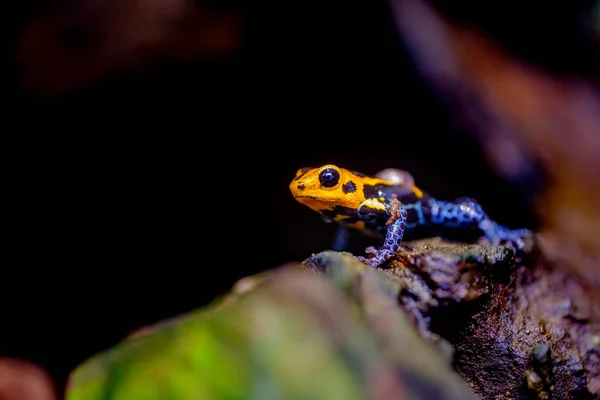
[{"left": 290, "top": 164, "right": 530, "bottom": 268}]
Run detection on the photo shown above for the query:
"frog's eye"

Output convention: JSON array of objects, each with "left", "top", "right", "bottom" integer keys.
[{"left": 319, "top": 167, "right": 340, "bottom": 188}]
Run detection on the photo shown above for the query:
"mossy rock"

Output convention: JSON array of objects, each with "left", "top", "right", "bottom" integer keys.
[{"left": 66, "top": 251, "right": 474, "bottom": 400}]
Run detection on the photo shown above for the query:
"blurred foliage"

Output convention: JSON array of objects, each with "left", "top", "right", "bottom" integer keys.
[
  {"left": 0, "top": 358, "right": 57, "bottom": 400},
  {"left": 13, "top": 0, "right": 241, "bottom": 98},
  {"left": 391, "top": 0, "right": 600, "bottom": 289},
  {"left": 595, "top": 1, "right": 600, "bottom": 32}
]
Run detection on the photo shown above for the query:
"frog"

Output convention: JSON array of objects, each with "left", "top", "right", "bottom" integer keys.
[{"left": 289, "top": 164, "right": 531, "bottom": 268}]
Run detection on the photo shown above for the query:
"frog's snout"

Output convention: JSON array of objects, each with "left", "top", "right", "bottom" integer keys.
[
  {"left": 289, "top": 179, "right": 306, "bottom": 198},
  {"left": 290, "top": 167, "right": 312, "bottom": 197}
]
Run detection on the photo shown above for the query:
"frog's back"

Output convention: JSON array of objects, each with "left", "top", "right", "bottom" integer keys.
[{"left": 378, "top": 181, "right": 431, "bottom": 205}]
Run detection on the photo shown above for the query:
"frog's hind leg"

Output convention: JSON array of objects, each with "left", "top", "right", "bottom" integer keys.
[
  {"left": 478, "top": 218, "right": 531, "bottom": 251},
  {"left": 429, "top": 197, "right": 531, "bottom": 250},
  {"left": 429, "top": 197, "right": 487, "bottom": 229}
]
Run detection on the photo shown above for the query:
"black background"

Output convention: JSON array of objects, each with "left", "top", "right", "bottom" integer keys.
[{"left": 7, "top": 0, "right": 597, "bottom": 394}]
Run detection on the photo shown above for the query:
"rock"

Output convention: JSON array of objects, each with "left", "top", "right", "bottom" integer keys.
[
  {"left": 453, "top": 259, "right": 600, "bottom": 399},
  {"left": 308, "top": 238, "right": 600, "bottom": 398},
  {"left": 65, "top": 238, "right": 599, "bottom": 399},
  {"left": 320, "top": 238, "right": 518, "bottom": 343},
  {"left": 65, "top": 255, "right": 473, "bottom": 400}
]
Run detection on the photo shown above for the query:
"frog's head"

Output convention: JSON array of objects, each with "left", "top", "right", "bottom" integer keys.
[{"left": 289, "top": 164, "right": 365, "bottom": 213}]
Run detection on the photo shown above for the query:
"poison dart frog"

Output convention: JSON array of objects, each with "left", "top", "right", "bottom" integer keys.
[{"left": 290, "top": 164, "right": 531, "bottom": 268}]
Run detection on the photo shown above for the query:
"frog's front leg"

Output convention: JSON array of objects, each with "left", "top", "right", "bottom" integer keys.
[
  {"left": 356, "top": 197, "right": 408, "bottom": 268},
  {"left": 332, "top": 225, "right": 350, "bottom": 251}
]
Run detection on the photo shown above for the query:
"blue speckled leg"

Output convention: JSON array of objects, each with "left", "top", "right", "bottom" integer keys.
[
  {"left": 357, "top": 207, "right": 408, "bottom": 268},
  {"left": 429, "top": 197, "right": 486, "bottom": 228},
  {"left": 430, "top": 197, "right": 530, "bottom": 250}
]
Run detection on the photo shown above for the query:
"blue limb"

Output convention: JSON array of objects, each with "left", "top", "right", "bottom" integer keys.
[
  {"left": 429, "top": 197, "right": 486, "bottom": 228},
  {"left": 430, "top": 197, "right": 531, "bottom": 250},
  {"left": 357, "top": 205, "right": 408, "bottom": 268},
  {"left": 332, "top": 225, "right": 350, "bottom": 251}
]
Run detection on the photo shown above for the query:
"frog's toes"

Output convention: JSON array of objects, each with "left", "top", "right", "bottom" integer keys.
[
  {"left": 364, "top": 246, "right": 377, "bottom": 255},
  {"left": 481, "top": 227, "right": 532, "bottom": 251},
  {"left": 355, "top": 255, "right": 377, "bottom": 267}
]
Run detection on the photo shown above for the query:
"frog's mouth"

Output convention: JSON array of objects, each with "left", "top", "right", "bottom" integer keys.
[
  {"left": 294, "top": 195, "right": 335, "bottom": 204},
  {"left": 293, "top": 195, "right": 333, "bottom": 212},
  {"left": 293, "top": 195, "right": 319, "bottom": 206}
]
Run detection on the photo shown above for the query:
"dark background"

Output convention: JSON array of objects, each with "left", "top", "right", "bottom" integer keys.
[{"left": 8, "top": 0, "right": 597, "bottom": 395}]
